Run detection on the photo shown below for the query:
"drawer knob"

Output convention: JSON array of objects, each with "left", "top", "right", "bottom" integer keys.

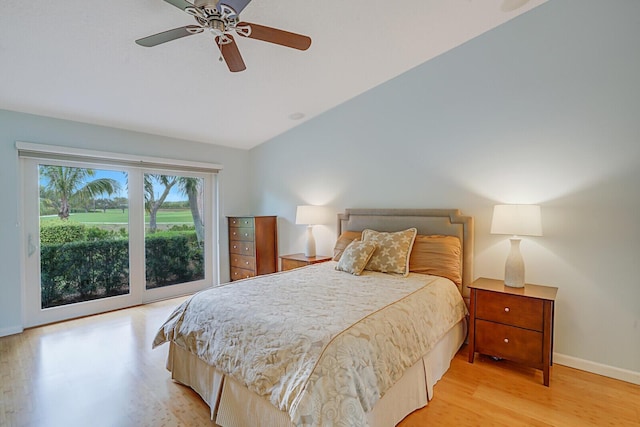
[
  {"left": 244, "top": 233, "right": 249, "bottom": 237},
  {"left": 233, "top": 245, "right": 237, "bottom": 249},
  {"left": 245, "top": 261, "right": 249, "bottom": 265},
  {"left": 504, "top": 307, "right": 510, "bottom": 312},
  {"left": 504, "top": 338, "right": 509, "bottom": 343},
  {"left": 245, "top": 247, "right": 249, "bottom": 251}
]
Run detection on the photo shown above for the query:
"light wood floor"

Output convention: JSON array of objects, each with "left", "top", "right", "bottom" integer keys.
[{"left": 1, "top": 297, "right": 638, "bottom": 427}]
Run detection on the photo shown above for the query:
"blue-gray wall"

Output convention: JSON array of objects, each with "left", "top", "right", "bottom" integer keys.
[
  {"left": 249, "top": 0, "right": 640, "bottom": 378},
  {"left": 0, "top": 110, "right": 250, "bottom": 335}
]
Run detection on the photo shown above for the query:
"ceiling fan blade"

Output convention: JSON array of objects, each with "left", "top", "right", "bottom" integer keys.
[
  {"left": 136, "top": 25, "right": 203, "bottom": 47},
  {"left": 219, "top": 0, "right": 252, "bottom": 14},
  {"left": 163, "top": 0, "right": 194, "bottom": 11},
  {"left": 238, "top": 22, "right": 311, "bottom": 51},
  {"left": 216, "top": 35, "right": 246, "bottom": 72}
]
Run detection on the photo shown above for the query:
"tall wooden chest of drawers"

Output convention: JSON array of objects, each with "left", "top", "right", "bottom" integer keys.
[
  {"left": 468, "top": 277, "right": 558, "bottom": 386},
  {"left": 228, "top": 216, "right": 278, "bottom": 281}
]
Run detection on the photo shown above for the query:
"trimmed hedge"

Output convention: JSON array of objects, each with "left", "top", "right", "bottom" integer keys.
[
  {"left": 40, "top": 222, "right": 87, "bottom": 244},
  {"left": 40, "top": 232, "right": 204, "bottom": 308},
  {"left": 145, "top": 232, "right": 204, "bottom": 288}
]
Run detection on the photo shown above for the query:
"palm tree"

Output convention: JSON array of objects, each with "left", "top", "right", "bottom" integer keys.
[
  {"left": 40, "top": 166, "right": 121, "bottom": 220},
  {"left": 144, "top": 174, "right": 178, "bottom": 233},
  {"left": 178, "top": 177, "right": 204, "bottom": 245},
  {"left": 143, "top": 175, "right": 204, "bottom": 243}
]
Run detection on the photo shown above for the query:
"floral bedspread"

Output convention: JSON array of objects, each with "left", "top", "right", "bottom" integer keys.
[{"left": 153, "top": 262, "right": 467, "bottom": 426}]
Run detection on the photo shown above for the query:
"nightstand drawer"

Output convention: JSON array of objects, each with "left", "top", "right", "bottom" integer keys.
[
  {"left": 279, "top": 254, "right": 333, "bottom": 272},
  {"left": 476, "top": 290, "right": 544, "bottom": 331},
  {"left": 475, "top": 319, "right": 543, "bottom": 365},
  {"left": 229, "top": 241, "right": 255, "bottom": 256},
  {"left": 230, "top": 254, "right": 256, "bottom": 270},
  {"left": 281, "top": 258, "right": 308, "bottom": 271}
]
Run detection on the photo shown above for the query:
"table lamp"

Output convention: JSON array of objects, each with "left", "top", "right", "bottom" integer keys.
[
  {"left": 295, "top": 205, "right": 324, "bottom": 258},
  {"left": 490, "top": 204, "right": 542, "bottom": 287}
]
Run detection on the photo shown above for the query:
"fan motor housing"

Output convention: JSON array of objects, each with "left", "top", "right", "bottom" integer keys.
[{"left": 194, "top": 0, "right": 220, "bottom": 10}]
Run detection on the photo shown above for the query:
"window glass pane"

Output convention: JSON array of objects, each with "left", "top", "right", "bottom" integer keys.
[
  {"left": 144, "top": 173, "right": 205, "bottom": 289},
  {"left": 39, "top": 165, "right": 130, "bottom": 308}
]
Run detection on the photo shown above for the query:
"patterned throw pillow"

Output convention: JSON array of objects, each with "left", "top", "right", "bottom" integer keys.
[
  {"left": 335, "top": 240, "right": 378, "bottom": 275},
  {"left": 362, "top": 228, "right": 418, "bottom": 276}
]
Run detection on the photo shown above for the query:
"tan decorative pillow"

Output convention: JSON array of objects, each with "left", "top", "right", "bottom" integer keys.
[
  {"left": 335, "top": 240, "right": 378, "bottom": 275},
  {"left": 332, "top": 230, "right": 363, "bottom": 261},
  {"left": 362, "top": 228, "right": 417, "bottom": 276},
  {"left": 409, "top": 235, "right": 462, "bottom": 287}
]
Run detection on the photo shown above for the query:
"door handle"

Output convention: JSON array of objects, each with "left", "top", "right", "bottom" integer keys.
[{"left": 28, "top": 233, "right": 37, "bottom": 257}]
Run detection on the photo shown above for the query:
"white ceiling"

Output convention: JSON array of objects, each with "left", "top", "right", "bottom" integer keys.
[{"left": 0, "top": 0, "right": 546, "bottom": 150}]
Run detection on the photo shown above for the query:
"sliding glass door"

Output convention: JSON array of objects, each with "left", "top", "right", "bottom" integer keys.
[
  {"left": 22, "top": 158, "right": 215, "bottom": 327},
  {"left": 142, "top": 170, "right": 212, "bottom": 302}
]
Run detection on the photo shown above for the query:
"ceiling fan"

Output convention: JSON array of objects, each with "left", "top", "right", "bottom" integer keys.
[{"left": 136, "top": 0, "right": 312, "bottom": 72}]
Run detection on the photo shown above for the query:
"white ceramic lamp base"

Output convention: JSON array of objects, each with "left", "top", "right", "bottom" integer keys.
[
  {"left": 304, "top": 225, "right": 316, "bottom": 258},
  {"left": 504, "top": 237, "right": 525, "bottom": 287}
]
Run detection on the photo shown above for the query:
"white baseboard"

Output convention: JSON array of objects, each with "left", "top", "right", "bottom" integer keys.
[
  {"left": 554, "top": 352, "right": 640, "bottom": 386},
  {"left": 0, "top": 325, "right": 23, "bottom": 338}
]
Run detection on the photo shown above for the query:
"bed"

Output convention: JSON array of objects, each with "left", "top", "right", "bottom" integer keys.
[{"left": 153, "top": 208, "right": 474, "bottom": 426}]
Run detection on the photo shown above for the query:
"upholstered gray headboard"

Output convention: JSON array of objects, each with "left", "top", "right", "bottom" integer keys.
[{"left": 337, "top": 209, "right": 474, "bottom": 302}]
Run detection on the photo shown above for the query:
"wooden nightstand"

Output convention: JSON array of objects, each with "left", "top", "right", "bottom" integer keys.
[
  {"left": 468, "top": 277, "right": 558, "bottom": 386},
  {"left": 279, "top": 253, "right": 332, "bottom": 271}
]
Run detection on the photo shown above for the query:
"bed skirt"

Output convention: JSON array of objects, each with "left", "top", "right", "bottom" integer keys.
[{"left": 166, "top": 319, "right": 467, "bottom": 427}]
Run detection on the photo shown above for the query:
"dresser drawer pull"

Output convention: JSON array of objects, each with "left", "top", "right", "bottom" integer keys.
[
  {"left": 244, "top": 233, "right": 249, "bottom": 237},
  {"left": 504, "top": 338, "right": 509, "bottom": 343},
  {"left": 245, "top": 261, "right": 249, "bottom": 265},
  {"left": 233, "top": 245, "right": 238, "bottom": 249},
  {"left": 504, "top": 307, "right": 510, "bottom": 312}
]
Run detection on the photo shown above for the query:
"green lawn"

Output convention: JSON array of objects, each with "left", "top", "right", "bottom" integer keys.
[{"left": 40, "top": 209, "right": 194, "bottom": 224}]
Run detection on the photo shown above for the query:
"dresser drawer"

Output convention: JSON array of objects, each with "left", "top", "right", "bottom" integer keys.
[
  {"left": 229, "top": 226, "right": 255, "bottom": 242},
  {"left": 229, "top": 217, "right": 254, "bottom": 228},
  {"left": 476, "top": 290, "right": 544, "bottom": 331},
  {"left": 230, "top": 267, "right": 255, "bottom": 281},
  {"left": 229, "top": 241, "right": 255, "bottom": 256},
  {"left": 475, "top": 319, "right": 543, "bottom": 365},
  {"left": 230, "top": 254, "right": 256, "bottom": 270}
]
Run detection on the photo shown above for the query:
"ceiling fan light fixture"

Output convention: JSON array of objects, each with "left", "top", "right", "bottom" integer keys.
[{"left": 210, "top": 19, "right": 225, "bottom": 33}]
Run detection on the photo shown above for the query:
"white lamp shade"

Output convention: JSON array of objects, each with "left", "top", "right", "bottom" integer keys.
[
  {"left": 490, "top": 204, "right": 543, "bottom": 237},
  {"left": 295, "top": 205, "right": 325, "bottom": 225}
]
